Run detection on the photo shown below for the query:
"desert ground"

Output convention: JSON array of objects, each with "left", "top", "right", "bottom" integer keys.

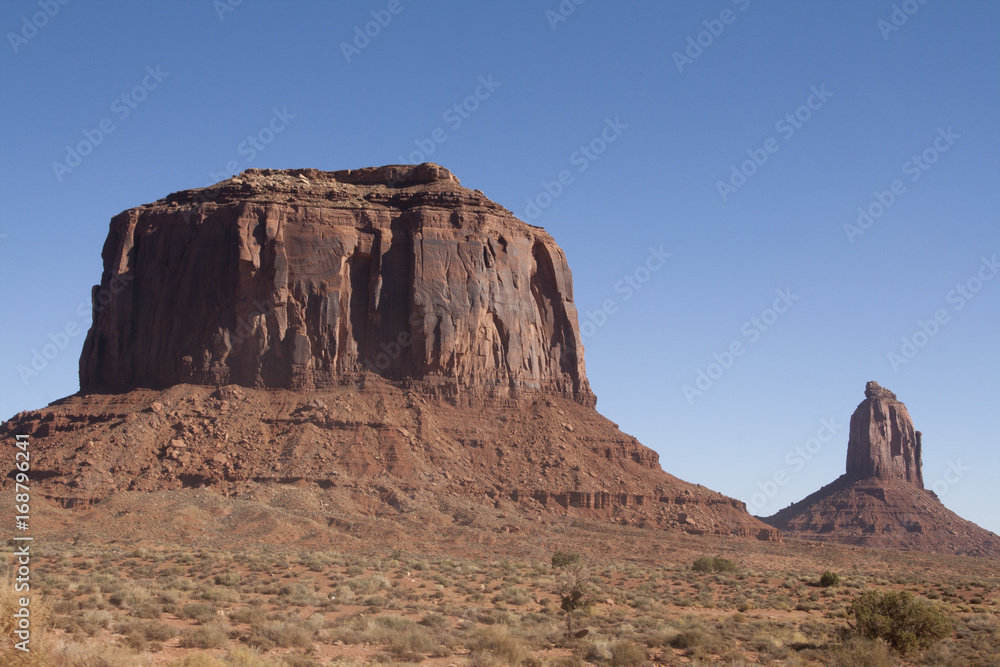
[{"left": 3, "top": 492, "right": 998, "bottom": 667}]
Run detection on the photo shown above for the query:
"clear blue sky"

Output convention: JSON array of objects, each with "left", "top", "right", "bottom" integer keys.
[{"left": 2, "top": 1, "right": 998, "bottom": 534}]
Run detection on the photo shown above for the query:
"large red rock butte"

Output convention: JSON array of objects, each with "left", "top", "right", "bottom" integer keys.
[
  {"left": 80, "top": 163, "right": 592, "bottom": 407},
  {"left": 3, "top": 164, "right": 778, "bottom": 543},
  {"left": 766, "top": 381, "right": 1000, "bottom": 557}
]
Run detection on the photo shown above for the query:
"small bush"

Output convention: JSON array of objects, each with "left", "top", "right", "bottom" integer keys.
[
  {"left": 849, "top": 590, "right": 952, "bottom": 654},
  {"left": 552, "top": 551, "right": 581, "bottom": 569},
  {"left": 181, "top": 601, "right": 219, "bottom": 624},
  {"left": 691, "top": 557, "right": 738, "bottom": 574},
  {"left": 820, "top": 571, "right": 842, "bottom": 588},
  {"left": 825, "top": 637, "right": 897, "bottom": 667},
  {"left": 179, "top": 623, "right": 230, "bottom": 649},
  {"left": 609, "top": 640, "right": 648, "bottom": 667},
  {"left": 469, "top": 626, "right": 531, "bottom": 666},
  {"left": 214, "top": 572, "right": 242, "bottom": 586}
]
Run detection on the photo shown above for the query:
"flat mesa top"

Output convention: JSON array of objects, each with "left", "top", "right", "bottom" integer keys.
[{"left": 149, "top": 163, "right": 527, "bottom": 221}]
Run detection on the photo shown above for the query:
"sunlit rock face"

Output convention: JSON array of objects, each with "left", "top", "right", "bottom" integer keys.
[{"left": 80, "top": 164, "right": 594, "bottom": 407}]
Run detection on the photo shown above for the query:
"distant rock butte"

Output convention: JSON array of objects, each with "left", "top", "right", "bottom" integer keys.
[
  {"left": 2, "top": 164, "right": 779, "bottom": 542},
  {"left": 845, "top": 381, "right": 923, "bottom": 486},
  {"left": 766, "top": 381, "right": 1000, "bottom": 557}
]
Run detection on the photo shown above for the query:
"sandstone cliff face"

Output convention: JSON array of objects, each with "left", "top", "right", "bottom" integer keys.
[
  {"left": 80, "top": 164, "right": 593, "bottom": 407},
  {"left": 766, "top": 382, "right": 1000, "bottom": 557},
  {"left": 845, "top": 381, "right": 922, "bottom": 486}
]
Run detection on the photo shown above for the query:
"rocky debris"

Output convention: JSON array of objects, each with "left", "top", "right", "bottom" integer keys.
[
  {"left": 846, "top": 381, "right": 922, "bottom": 486},
  {"left": 1, "top": 383, "right": 780, "bottom": 541},
  {"left": 765, "top": 382, "right": 1000, "bottom": 557},
  {"left": 79, "top": 164, "right": 593, "bottom": 407}
]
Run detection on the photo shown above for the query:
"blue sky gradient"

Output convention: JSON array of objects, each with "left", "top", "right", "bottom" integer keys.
[{"left": 2, "top": 1, "right": 998, "bottom": 533}]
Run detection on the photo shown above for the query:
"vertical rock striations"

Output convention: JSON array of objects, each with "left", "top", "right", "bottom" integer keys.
[
  {"left": 845, "top": 381, "right": 923, "bottom": 486},
  {"left": 79, "top": 164, "right": 593, "bottom": 407}
]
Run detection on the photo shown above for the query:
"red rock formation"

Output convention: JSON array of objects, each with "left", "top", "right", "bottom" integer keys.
[
  {"left": 845, "top": 381, "right": 922, "bottom": 485},
  {"left": 3, "top": 164, "right": 780, "bottom": 543},
  {"left": 80, "top": 164, "right": 593, "bottom": 407},
  {"left": 766, "top": 382, "right": 1000, "bottom": 557}
]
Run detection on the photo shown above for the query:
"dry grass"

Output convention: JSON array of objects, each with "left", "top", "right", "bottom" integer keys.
[{"left": 1, "top": 536, "right": 998, "bottom": 666}]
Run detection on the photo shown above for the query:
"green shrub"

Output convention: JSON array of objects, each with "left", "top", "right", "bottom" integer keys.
[
  {"left": 551, "top": 551, "right": 581, "bottom": 569},
  {"left": 849, "top": 590, "right": 952, "bottom": 654},
  {"left": 692, "top": 557, "right": 738, "bottom": 573},
  {"left": 820, "top": 571, "right": 842, "bottom": 587}
]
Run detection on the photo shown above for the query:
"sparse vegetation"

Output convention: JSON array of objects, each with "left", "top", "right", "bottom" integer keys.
[{"left": 3, "top": 537, "right": 995, "bottom": 666}]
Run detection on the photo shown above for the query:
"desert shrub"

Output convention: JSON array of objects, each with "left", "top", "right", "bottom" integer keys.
[
  {"left": 230, "top": 604, "right": 268, "bottom": 626},
  {"left": 215, "top": 572, "right": 242, "bottom": 586},
  {"left": 670, "top": 628, "right": 706, "bottom": 649},
  {"left": 551, "top": 551, "right": 581, "bottom": 569},
  {"left": 108, "top": 583, "right": 151, "bottom": 608},
  {"left": 179, "top": 622, "right": 230, "bottom": 649},
  {"left": 257, "top": 620, "right": 314, "bottom": 649},
  {"left": 692, "top": 557, "right": 738, "bottom": 574},
  {"left": 823, "top": 637, "right": 897, "bottom": 667},
  {"left": 388, "top": 627, "right": 436, "bottom": 660},
  {"left": 849, "top": 590, "right": 952, "bottom": 654},
  {"left": 181, "top": 601, "right": 220, "bottom": 624},
  {"left": 224, "top": 646, "right": 273, "bottom": 667},
  {"left": 118, "top": 617, "right": 178, "bottom": 649},
  {"left": 469, "top": 626, "right": 530, "bottom": 666},
  {"left": 609, "top": 640, "right": 648, "bottom": 667},
  {"left": 52, "top": 643, "right": 139, "bottom": 667},
  {"left": 421, "top": 611, "right": 450, "bottom": 628},
  {"left": 820, "top": 571, "right": 842, "bottom": 588},
  {"left": 345, "top": 574, "right": 392, "bottom": 594}
]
